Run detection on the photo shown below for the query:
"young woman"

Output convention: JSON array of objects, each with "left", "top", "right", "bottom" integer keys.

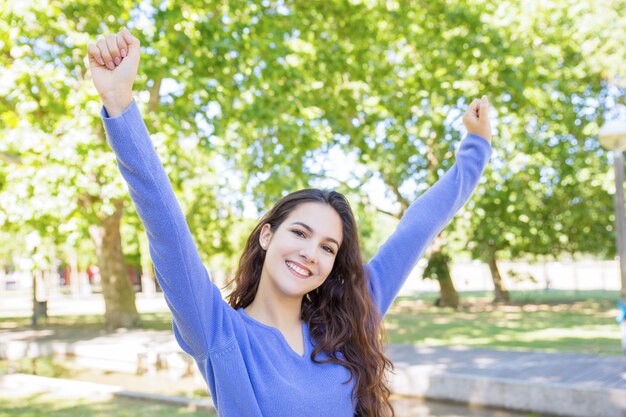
[{"left": 87, "top": 28, "right": 492, "bottom": 417}]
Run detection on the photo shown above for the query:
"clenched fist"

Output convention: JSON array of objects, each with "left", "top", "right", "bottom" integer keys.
[
  {"left": 86, "top": 27, "right": 140, "bottom": 117},
  {"left": 462, "top": 96, "right": 492, "bottom": 143}
]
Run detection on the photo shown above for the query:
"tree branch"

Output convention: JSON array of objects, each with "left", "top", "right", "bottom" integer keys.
[{"left": 0, "top": 152, "right": 22, "bottom": 164}]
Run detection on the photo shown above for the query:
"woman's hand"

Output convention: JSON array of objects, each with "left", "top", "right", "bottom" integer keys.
[
  {"left": 86, "top": 27, "right": 140, "bottom": 117},
  {"left": 463, "top": 95, "right": 492, "bottom": 143}
]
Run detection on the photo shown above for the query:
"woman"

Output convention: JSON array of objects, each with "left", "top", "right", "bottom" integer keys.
[{"left": 87, "top": 27, "right": 492, "bottom": 417}]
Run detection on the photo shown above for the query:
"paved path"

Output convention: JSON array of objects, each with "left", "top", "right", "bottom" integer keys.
[
  {"left": 388, "top": 344, "right": 626, "bottom": 417},
  {"left": 1, "top": 326, "right": 625, "bottom": 417}
]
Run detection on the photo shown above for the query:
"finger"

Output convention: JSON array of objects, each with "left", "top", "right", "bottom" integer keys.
[
  {"left": 119, "top": 27, "right": 141, "bottom": 69},
  {"left": 116, "top": 31, "right": 127, "bottom": 58},
  {"left": 87, "top": 43, "right": 105, "bottom": 66},
  {"left": 96, "top": 38, "right": 114, "bottom": 70},
  {"left": 121, "top": 27, "right": 140, "bottom": 51},
  {"left": 105, "top": 34, "right": 121, "bottom": 67},
  {"left": 468, "top": 99, "right": 479, "bottom": 118},
  {"left": 464, "top": 100, "right": 476, "bottom": 119},
  {"left": 479, "top": 96, "right": 489, "bottom": 118}
]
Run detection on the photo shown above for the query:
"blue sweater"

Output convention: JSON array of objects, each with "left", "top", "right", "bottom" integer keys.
[{"left": 101, "top": 100, "right": 492, "bottom": 416}]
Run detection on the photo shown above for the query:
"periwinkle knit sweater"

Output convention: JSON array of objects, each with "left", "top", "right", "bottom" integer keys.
[{"left": 101, "top": 100, "right": 492, "bottom": 417}]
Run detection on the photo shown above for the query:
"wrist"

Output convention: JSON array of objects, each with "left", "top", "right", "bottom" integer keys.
[
  {"left": 469, "top": 130, "right": 491, "bottom": 143},
  {"left": 101, "top": 91, "right": 133, "bottom": 118}
]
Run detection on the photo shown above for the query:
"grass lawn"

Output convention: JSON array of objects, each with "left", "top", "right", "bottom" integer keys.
[
  {"left": 0, "top": 394, "right": 216, "bottom": 417},
  {"left": 384, "top": 290, "right": 623, "bottom": 355},
  {"left": 0, "top": 311, "right": 174, "bottom": 332},
  {"left": 1, "top": 290, "right": 622, "bottom": 355}
]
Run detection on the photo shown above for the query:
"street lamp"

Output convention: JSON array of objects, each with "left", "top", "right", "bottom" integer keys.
[{"left": 598, "top": 119, "right": 626, "bottom": 355}]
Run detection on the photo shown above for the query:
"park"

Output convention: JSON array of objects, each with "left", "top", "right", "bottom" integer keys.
[{"left": 1, "top": 1, "right": 626, "bottom": 416}]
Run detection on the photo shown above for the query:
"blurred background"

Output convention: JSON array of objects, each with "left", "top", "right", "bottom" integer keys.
[{"left": 1, "top": 0, "right": 625, "bottom": 416}]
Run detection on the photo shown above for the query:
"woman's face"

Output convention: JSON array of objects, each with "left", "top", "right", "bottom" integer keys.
[{"left": 259, "top": 202, "right": 343, "bottom": 301}]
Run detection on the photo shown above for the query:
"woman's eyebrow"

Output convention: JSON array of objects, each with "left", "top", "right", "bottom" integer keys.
[{"left": 289, "top": 221, "right": 340, "bottom": 246}]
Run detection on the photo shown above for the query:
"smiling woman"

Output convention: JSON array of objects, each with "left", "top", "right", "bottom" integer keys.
[
  {"left": 87, "top": 27, "right": 492, "bottom": 417},
  {"left": 255, "top": 202, "right": 343, "bottom": 294}
]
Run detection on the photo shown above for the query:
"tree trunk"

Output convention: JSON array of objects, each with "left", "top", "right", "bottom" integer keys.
[
  {"left": 485, "top": 247, "right": 510, "bottom": 303},
  {"left": 32, "top": 268, "right": 50, "bottom": 327},
  {"left": 89, "top": 201, "right": 139, "bottom": 330},
  {"left": 437, "top": 273, "right": 459, "bottom": 309},
  {"left": 424, "top": 239, "right": 459, "bottom": 309}
]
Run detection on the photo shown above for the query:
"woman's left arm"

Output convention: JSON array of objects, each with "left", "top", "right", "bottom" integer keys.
[{"left": 366, "top": 96, "right": 493, "bottom": 316}]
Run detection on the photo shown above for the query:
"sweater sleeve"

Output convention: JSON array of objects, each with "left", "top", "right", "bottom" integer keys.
[
  {"left": 365, "top": 134, "right": 492, "bottom": 316},
  {"left": 101, "top": 100, "right": 235, "bottom": 358}
]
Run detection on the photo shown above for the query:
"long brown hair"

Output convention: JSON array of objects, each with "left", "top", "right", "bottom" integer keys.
[{"left": 227, "top": 189, "right": 394, "bottom": 417}]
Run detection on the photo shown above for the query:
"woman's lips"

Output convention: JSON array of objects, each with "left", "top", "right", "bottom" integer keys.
[{"left": 285, "top": 260, "right": 312, "bottom": 278}]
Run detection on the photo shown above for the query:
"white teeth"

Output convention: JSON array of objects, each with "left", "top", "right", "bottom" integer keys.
[{"left": 286, "top": 261, "right": 310, "bottom": 277}]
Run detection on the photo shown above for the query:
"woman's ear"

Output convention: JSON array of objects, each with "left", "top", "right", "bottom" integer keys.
[{"left": 259, "top": 223, "right": 272, "bottom": 250}]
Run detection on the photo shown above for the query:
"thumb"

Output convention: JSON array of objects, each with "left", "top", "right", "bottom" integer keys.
[{"left": 86, "top": 53, "right": 99, "bottom": 68}]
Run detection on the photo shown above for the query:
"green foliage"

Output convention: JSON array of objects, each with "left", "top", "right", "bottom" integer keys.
[
  {"left": 1, "top": 0, "right": 625, "bottom": 283},
  {"left": 459, "top": 0, "right": 625, "bottom": 263},
  {"left": 422, "top": 251, "right": 452, "bottom": 282}
]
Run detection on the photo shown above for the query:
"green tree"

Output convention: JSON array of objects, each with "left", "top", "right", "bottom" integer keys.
[
  {"left": 3, "top": 0, "right": 625, "bottom": 320},
  {"left": 464, "top": 0, "right": 625, "bottom": 301},
  {"left": 0, "top": 1, "right": 236, "bottom": 329}
]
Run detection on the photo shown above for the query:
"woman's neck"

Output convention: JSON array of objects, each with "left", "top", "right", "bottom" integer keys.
[{"left": 244, "top": 295, "right": 303, "bottom": 331}]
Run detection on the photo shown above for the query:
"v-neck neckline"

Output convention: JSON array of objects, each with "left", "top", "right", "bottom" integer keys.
[{"left": 238, "top": 307, "right": 309, "bottom": 358}]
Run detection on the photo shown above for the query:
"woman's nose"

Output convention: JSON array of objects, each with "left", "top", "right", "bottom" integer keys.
[{"left": 299, "top": 247, "right": 316, "bottom": 263}]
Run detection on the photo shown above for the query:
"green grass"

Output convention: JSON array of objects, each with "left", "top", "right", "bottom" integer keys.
[
  {"left": 0, "top": 394, "right": 216, "bottom": 417},
  {"left": 384, "top": 290, "right": 623, "bottom": 355},
  {"left": 1, "top": 290, "right": 622, "bottom": 355},
  {"left": 0, "top": 311, "right": 174, "bottom": 332},
  {"left": 0, "top": 358, "right": 73, "bottom": 378}
]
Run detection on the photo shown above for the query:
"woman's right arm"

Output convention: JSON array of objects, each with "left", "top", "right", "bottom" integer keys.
[{"left": 88, "top": 28, "right": 234, "bottom": 358}]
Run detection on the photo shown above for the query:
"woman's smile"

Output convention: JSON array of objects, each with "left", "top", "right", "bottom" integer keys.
[{"left": 285, "top": 260, "right": 312, "bottom": 278}]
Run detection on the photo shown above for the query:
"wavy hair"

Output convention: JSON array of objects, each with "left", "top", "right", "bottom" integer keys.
[{"left": 226, "top": 189, "right": 394, "bottom": 417}]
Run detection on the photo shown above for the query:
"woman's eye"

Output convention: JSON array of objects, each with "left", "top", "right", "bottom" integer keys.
[
  {"left": 292, "top": 229, "right": 306, "bottom": 238},
  {"left": 322, "top": 246, "right": 335, "bottom": 254}
]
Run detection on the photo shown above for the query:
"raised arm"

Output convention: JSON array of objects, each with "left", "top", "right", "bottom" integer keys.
[
  {"left": 88, "top": 28, "right": 234, "bottom": 356},
  {"left": 366, "top": 97, "right": 493, "bottom": 316}
]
